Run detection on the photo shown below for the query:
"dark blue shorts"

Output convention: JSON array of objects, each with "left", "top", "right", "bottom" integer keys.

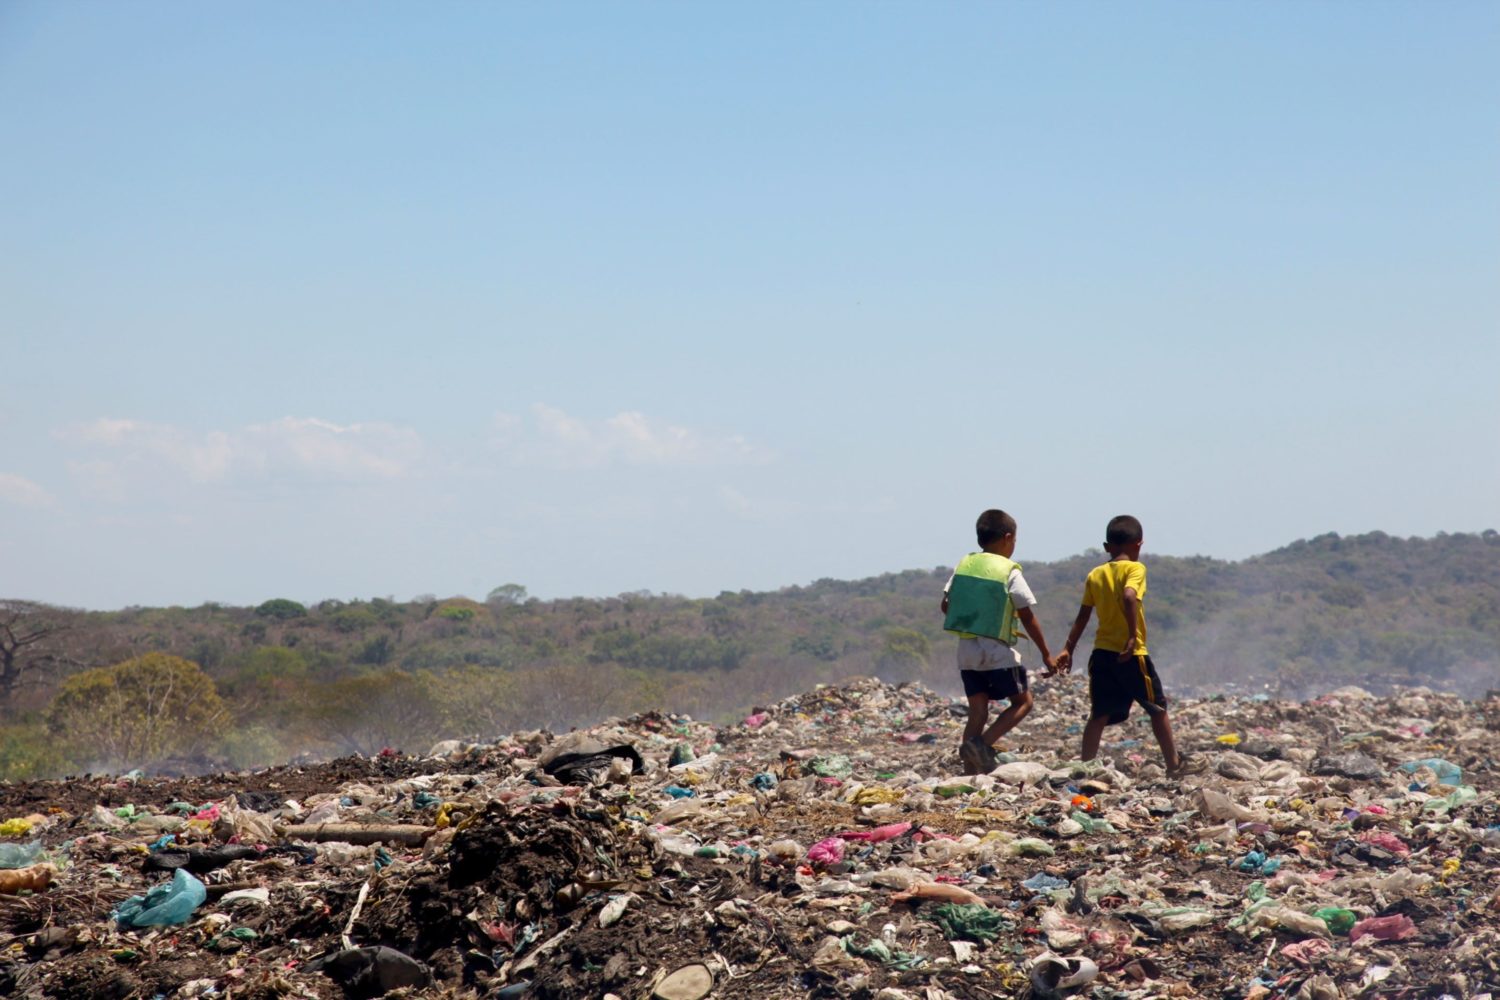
[{"left": 961, "top": 666, "right": 1029, "bottom": 701}]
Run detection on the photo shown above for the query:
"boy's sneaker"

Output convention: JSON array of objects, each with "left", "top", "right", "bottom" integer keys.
[{"left": 959, "top": 739, "right": 984, "bottom": 776}]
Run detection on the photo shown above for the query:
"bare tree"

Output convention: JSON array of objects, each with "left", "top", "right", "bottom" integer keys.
[{"left": 0, "top": 600, "right": 72, "bottom": 711}]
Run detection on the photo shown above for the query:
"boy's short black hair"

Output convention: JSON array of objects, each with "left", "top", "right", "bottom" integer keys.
[
  {"left": 1106, "top": 514, "right": 1143, "bottom": 546},
  {"left": 976, "top": 509, "right": 1017, "bottom": 546}
]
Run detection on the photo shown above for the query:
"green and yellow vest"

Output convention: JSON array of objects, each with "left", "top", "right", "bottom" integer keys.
[{"left": 943, "top": 552, "right": 1021, "bottom": 645}]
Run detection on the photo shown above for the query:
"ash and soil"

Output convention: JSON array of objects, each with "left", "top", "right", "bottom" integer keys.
[{"left": 2, "top": 678, "right": 1499, "bottom": 999}]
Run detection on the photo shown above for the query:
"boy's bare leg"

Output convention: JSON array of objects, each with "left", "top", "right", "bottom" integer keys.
[
  {"left": 963, "top": 694, "right": 990, "bottom": 744},
  {"left": 1150, "top": 710, "right": 1182, "bottom": 772},
  {"left": 982, "top": 691, "right": 1034, "bottom": 746},
  {"left": 1080, "top": 715, "right": 1108, "bottom": 761}
]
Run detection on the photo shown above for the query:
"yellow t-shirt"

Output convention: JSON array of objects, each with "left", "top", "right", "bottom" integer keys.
[{"left": 1083, "top": 560, "right": 1148, "bottom": 656}]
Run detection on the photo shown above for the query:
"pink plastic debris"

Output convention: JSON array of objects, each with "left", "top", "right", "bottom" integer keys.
[
  {"left": 1349, "top": 914, "right": 1418, "bottom": 943},
  {"left": 840, "top": 821, "right": 914, "bottom": 843},
  {"left": 190, "top": 804, "right": 221, "bottom": 823},
  {"left": 1359, "top": 830, "right": 1411, "bottom": 856},
  {"left": 743, "top": 712, "right": 769, "bottom": 728},
  {"left": 806, "top": 837, "right": 845, "bottom": 865},
  {"left": 1282, "top": 939, "right": 1333, "bottom": 966}
]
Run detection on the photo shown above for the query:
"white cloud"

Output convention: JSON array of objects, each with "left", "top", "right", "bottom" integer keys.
[
  {"left": 719, "top": 485, "right": 896, "bottom": 521},
  {"left": 0, "top": 473, "right": 51, "bottom": 508},
  {"left": 241, "top": 417, "right": 420, "bottom": 480},
  {"left": 57, "top": 417, "right": 423, "bottom": 493},
  {"left": 492, "top": 405, "right": 773, "bottom": 469}
]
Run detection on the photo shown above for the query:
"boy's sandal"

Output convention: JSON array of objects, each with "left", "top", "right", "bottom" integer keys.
[
  {"left": 1166, "top": 752, "right": 1196, "bottom": 776},
  {"left": 959, "top": 740, "right": 983, "bottom": 776}
]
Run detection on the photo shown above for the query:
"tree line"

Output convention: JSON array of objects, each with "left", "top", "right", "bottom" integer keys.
[{"left": 2, "top": 529, "right": 1496, "bottom": 778}]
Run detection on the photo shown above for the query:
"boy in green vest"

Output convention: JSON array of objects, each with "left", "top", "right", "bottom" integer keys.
[
  {"left": 1054, "top": 514, "right": 1184, "bottom": 774},
  {"left": 942, "top": 509, "right": 1059, "bottom": 775}
]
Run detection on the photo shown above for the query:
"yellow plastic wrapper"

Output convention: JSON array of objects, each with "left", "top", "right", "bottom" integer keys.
[
  {"left": 851, "top": 787, "right": 902, "bottom": 806},
  {"left": 1216, "top": 734, "right": 1241, "bottom": 746},
  {"left": 0, "top": 818, "right": 34, "bottom": 837}
]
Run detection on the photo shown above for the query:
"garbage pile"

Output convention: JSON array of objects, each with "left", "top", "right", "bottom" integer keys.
[{"left": 2, "top": 677, "right": 1499, "bottom": 999}]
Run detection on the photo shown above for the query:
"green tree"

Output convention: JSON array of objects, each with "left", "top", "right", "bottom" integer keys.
[
  {"left": 255, "top": 598, "right": 307, "bottom": 620},
  {"left": 329, "top": 607, "right": 379, "bottom": 633},
  {"left": 0, "top": 718, "right": 72, "bottom": 780},
  {"left": 356, "top": 634, "right": 396, "bottom": 666},
  {"left": 487, "top": 583, "right": 529, "bottom": 606},
  {"left": 221, "top": 646, "right": 309, "bottom": 720},
  {"left": 877, "top": 627, "right": 931, "bottom": 682},
  {"left": 302, "top": 669, "right": 443, "bottom": 755},
  {"left": 45, "top": 653, "right": 226, "bottom": 770}
]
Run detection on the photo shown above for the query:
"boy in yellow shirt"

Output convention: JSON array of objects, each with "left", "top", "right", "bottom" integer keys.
[{"left": 1055, "top": 515, "right": 1183, "bottom": 774}]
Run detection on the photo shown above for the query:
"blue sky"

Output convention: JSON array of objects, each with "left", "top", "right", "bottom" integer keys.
[{"left": 2, "top": 2, "right": 1496, "bottom": 610}]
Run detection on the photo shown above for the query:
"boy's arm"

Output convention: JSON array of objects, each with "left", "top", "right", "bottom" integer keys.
[
  {"left": 1015, "top": 607, "right": 1056, "bottom": 673},
  {"left": 1118, "top": 587, "right": 1140, "bottom": 661},
  {"left": 1056, "top": 605, "right": 1093, "bottom": 674}
]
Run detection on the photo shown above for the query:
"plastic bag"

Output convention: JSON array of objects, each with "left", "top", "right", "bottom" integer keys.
[
  {"left": 808, "top": 754, "right": 852, "bottom": 778},
  {"left": 1314, "top": 907, "right": 1356, "bottom": 935},
  {"left": 0, "top": 840, "right": 44, "bottom": 870},
  {"left": 305, "top": 945, "right": 432, "bottom": 997},
  {"left": 806, "top": 837, "right": 845, "bottom": 865},
  {"left": 1158, "top": 907, "right": 1215, "bottom": 933},
  {"left": 1021, "top": 872, "right": 1071, "bottom": 893},
  {"left": 1349, "top": 914, "right": 1417, "bottom": 942},
  {"left": 992, "top": 761, "right": 1051, "bottom": 786},
  {"left": 0, "top": 817, "right": 35, "bottom": 837},
  {"left": 652, "top": 798, "right": 703, "bottom": 824},
  {"left": 928, "top": 902, "right": 1010, "bottom": 943},
  {"left": 1009, "top": 837, "right": 1056, "bottom": 858},
  {"left": 1199, "top": 787, "right": 1262, "bottom": 822},
  {"left": 113, "top": 868, "right": 207, "bottom": 928},
  {"left": 1398, "top": 757, "right": 1462, "bottom": 786},
  {"left": 1422, "top": 785, "right": 1478, "bottom": 814}
]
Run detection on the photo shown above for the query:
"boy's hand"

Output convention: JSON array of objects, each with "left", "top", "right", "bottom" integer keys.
[
  {"left": 1117, "top": 636, "right": 1138, "bottom": 662},
  {"left": 1041, "top": 653, "right": 1058, "bottom": 676},
  {"left": 1053, "top": 649, "right": 1072, "bottom": 675}
]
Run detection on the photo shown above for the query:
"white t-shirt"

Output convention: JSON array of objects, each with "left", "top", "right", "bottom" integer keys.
[{"left": 944, "top": 567, "right": 1036, "bottom": 668}]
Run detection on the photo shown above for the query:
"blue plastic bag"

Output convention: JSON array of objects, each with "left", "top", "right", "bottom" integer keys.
[
  {"left": 113, "top": 868, "right": 206, "bottom": 928},
  {"left": 0, "top": 841, "right": 44, "bottom": 870},
  {"left": 1021, "top": 872, "right": 1070, "bottom": 892},
  {"left": 1398, "top": 758, "right": 1462, "bottom": 786}
]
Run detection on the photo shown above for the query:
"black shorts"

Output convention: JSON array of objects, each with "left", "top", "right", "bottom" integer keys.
[
  {"left": 961, "top": 666, "right": 1029, "bottom": 701},
  {"left": 1088, "top": 649, "right": 1167, "bottom": 725}
]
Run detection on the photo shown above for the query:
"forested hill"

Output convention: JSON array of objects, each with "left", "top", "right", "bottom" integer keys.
[{"left": 2, "top": 530, "right": 1497, "bottom": 778}]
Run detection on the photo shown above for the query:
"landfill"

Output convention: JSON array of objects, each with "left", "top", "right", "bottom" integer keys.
[{"left": 2, "top": 677, "right": 1499, "bottom": 999}]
